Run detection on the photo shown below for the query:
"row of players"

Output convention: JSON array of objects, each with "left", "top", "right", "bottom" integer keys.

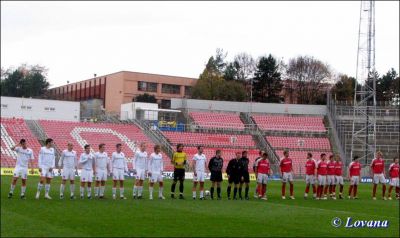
[{"left": 7, "top": 138, "right": 400, "bottom": 201}]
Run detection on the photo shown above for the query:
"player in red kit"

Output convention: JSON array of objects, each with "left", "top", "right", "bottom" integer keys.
[
  {"left": 304, "top": 152, "right": 317, "bottom": 199},
  {"left": 280, "top": 149, "right": 295, "bottom": 199},
  {"left": 255, "top": 152, "right": 272, "bottom": 200},
  {"left": 348, "top": 156, "right": 361, "bottom": 199},
  {"left": 387, "top": 157, "right": 399, "bottom": 200},
  {"left": 334, "top": 155, "right": 344, "bottom": 199},
  {"left": 326, "top": 155, "right": 336, "bottom": 199},
  {"left": 370, "top": 151, "right": 387, "bottom": 200},
  {"left": 316, "top": 153, "right": 328, "bottom": 200}
]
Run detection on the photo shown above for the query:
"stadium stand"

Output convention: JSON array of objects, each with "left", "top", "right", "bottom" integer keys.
[
  {"left": 266, "top": 136, "right": 331, "bottom": 151},
  {"left": 252, "top": 115, "right": 326, "bottom": 132},
  {"left": 189, "top": 111, "right": 245, "bottom": 130},
  {"left": 1, "top": 118, "right": 42, "bottom": 167},
  {"left": 38, "top": 120, "right": 157, "bottom": 168},
  {"left": 163, "top": 131, "right": 256, "bottom": 148}
]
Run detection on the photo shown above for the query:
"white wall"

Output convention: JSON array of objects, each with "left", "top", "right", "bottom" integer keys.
[
  {"left": 120, "top": 102, "right": 159, "bottom": 120},
  {"left": 0, "top": 96, "right": 80, "bottom": 121},
  {"left": 171, "top": 98, "right": 327, "bottom": 115}
]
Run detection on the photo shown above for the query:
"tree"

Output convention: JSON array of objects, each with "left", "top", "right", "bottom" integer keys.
[
  {"left": 233, "top": 52, "right": 256, "bottom": 81},
  {"left": 192, "top": 55, "right": 246, "bottom": 102},
  {"left": 0, "top": 64, "right": 50, "bottom": 98},
  {"left": 252, "top": 54, "right": 283, "bottom": 103},
  {"left": 286, "top": 56, "right": 331, "bottom": 104},
  {"left": 134, "top": 93, "right": 157, "bottom": 103},
  {"left": 331, "top": 74, "right": 357, "bottom": 101},
  {"left": 376, "top": 68, "right": 398, "bottom": 101}
]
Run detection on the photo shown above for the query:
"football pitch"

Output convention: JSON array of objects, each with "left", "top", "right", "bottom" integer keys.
[{"left": 1, "top": 176, "right": 399, "bottom": 237}]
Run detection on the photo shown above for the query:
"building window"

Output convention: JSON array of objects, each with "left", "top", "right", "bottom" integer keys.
[
  {"left": 1, "top": 104, "right": 7, "bottom": 108},
  {"left": 21, "top": 105, "right": 32, "bottom": 110},
  {"left": 138, "top": 81, "right": 157, "bottom": 92},
  {"left": 162, "top": 84, "right": 180, "bottom": 94},
  {"left": 45, "top": 107, "right": 56, "bottom": 111},
  {"left": 184, "top": 86, "right": 192, "bottom": 96}
]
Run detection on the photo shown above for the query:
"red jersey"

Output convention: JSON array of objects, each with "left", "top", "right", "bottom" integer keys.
[
  {"left": 280, "top": 157, "right": 292, "bottom": 173},
  {"left": 335, "top": 161, "right": 343, "bottom": 176},
  {"left": 389, "top": 163, "right": 399, "bottom": 178},
  {"left": 317, "top": 160, "right": 328, "bottom": 175},
  {"left": 305, "top": 159, "right": 316, "bottom": 175},
  {"left": 349, "top": 161, "right": 361, "bottom": 177},
  {"left": 257, "top": 159, "right": 270, "bottom": 174},
  {"left": 370, "top": 158, "right": 385, "bottom": 174},
  {"left": 327, "top": 161, "right": 336, "bottom": 175}
]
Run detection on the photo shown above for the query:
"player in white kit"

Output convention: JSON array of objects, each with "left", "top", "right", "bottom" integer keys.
[
  {"left": 8, "top": 139, "right": 35, "bottom": 199},
  {"left": 111, "top": 143, "right": 128, "bottom": 199},
  {"left": 79, "top": 144, "right": 96, "bottom": 199},
  {"left": 191, "top": 146, "right": 207, "bottom": 200},
  {"left": 148, "top": 144, "right": 165, "bottom": 200},
  {"left": 94, "top": 143, "right": 111, "bottom": 199},
  {"left": 36, "top": 138, "right": 56, "bottom": 200},
  {"left": 133, "top": 142, "right": 148, "bottom": 199},
  {"left": 58, "top": 143, "right": 78, "bottom": 199}
]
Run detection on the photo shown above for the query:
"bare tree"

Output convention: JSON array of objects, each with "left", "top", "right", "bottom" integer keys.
[
  {"left": 233, "top": 52, "right": 256, "bottom": 81},
  {"left": 286, "top": 56, "right": 331, "bottom": 104}
]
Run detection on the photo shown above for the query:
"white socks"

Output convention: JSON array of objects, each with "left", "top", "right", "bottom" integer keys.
[
  {"left": 70, "top": 184, "right": 75, "bottom": 196},
  {"left": 120, "top": 187, "right": 124, "bottom": 197},
  {"left": 37, "top": 183, "right": 43, "bottom": 193},
  {"left": 80, "top": 186, "right": 85, "bottom": 197},
  {"left": 200, "top": 190, "right": 204, "bottom": 198},
  {"left": 159, "top": 187, "right": 163, "bottom": 197},
  {"left": 133, "top": 186, "right": 137, "bottom": 196},
  {"left": 100, "top": 186, "right": 105, "bottom": 196},
  {"left": 138, "top": 186, "right": 143, "bottom": 196},
  {"left": 60, "top": 184, "right": 65, "bottom": 195},
  {"left": 149, "top": 187, "right": 154, "bottom": 197},
  {"left": 113, "top": 187, "right": 117, "bottom": 196},
  {"left": 21, "top": 186, "right": 26, "bottom": 195},
  {"left": 193, "top": 191, "right": 196, "bottom": 198},
  {"left": 10, "top": 184, "right": 15, "bottom": 194},
  {"left": 45, "top": 184, "right": 50, "bottom": 195},
  {"left": 87, "top": 187, "right": 92, "bottom": 197},
  {"left": 94, "top": 187, "right": 99, "bottom": 196}
]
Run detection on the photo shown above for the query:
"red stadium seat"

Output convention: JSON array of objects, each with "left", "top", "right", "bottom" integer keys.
[
  {"left": 189, "top": 111, "right": 245, "bottom": 130},
  {"left": 266, "top": 136, "right": 331, "bottom": 151},
  {"left": 252, "top": 115, "right": 326, "bottom": 132}
]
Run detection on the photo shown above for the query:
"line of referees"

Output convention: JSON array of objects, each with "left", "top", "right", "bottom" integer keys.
[{"left": 0, "top": 168, "right": 387, "bottom": 183}]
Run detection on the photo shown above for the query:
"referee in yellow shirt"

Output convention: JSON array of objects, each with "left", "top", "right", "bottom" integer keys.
[{"left": 171, "top": 144, "right": 187, "bottom": 199}]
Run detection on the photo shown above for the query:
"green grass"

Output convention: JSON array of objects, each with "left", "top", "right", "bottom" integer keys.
[{"left": 1, "top": 175, "right": 399, "bottom": 237}]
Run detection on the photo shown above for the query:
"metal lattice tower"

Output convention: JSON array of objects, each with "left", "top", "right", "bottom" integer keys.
[{"left": 350, "top": 0, "right": 377, "bottom": 165}]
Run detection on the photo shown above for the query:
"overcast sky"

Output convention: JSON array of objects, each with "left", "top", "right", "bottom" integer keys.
[{"left": 1, "top": 1, "right": 399, "bottom": 88}]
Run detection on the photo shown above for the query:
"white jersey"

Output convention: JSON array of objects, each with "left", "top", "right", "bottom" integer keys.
[
  {"left": 193, "top": 153, "right": 207, "bottom": 173},
  {"left": 79, "top": 152, "right": 95, "bottom": 171},
  {"left": 148, "top": 152, "right": 163, "bottom": 173},
  {"left": 94, "top": 151, "right": 109, "bottom": 170},
  {"left": 111, "top": 152, "right": 128, "bottom": 170},
  {"left": 14, "top": 147, "right": 34, "bottom": 168},
  {"left": 38, "top": 146, "right": 55, "bottom": 168},
  {"left": 58, "top": 149, "right": 77, "bottom": 169},
  {"left": 134, "top": 150, "right": 148, "bottom": 170}
]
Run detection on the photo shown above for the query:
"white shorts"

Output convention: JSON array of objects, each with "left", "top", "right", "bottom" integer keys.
[
  {"left": 81, "top": 170, "right": 93, "bottom": 183},
  {"left": 135, "top": 169, "right": 146, "bottom": 180},
  {"left": 317, "top": 175, "right": 327, "bottom": 186},
  {"left": 305, "top": 175, "right": 315, "bottom": 184},
  {"left": 95, "top": 169, "right": 108, "bottom": 181},
  {"left": 282, "top": 172, "right": 293, "bottom": 183},
  {"left": 389, "top": 178, "right": 399, "bottom": 187},
  {"left": 150, "top": 172, "right": 163, "bottom": 183},
  {"left": 194, "top": 171, "right": 205, "bottom": 182},
  {"left": 373, "top": 173, "right": 386, "bottom": 184},
  {"left": 112, "top": 168, "right": 125, "bottom": 181},
  {"left": 350, "top": 176, "right": 360, "bottom": 185},
  {"left": 335, "top": 175, "right": 344, "bottom": 185},
  {"left": 39, "top": 167, "right": 53, "bottom": 178},
  {"left": 257, "top": 173, "right": 268, "bottom": 184},
  {"left": 13, "top": 167, "right": 28, "bottom": 179},
  {"left": 327, "top": 175, "right": 336, "bottom": 185},
  {"left": 61, "top": 168, "right": 75, "bottom": 181}
]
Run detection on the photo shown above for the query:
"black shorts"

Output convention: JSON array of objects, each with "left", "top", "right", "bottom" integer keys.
[
  {"left": 241, "top": 172, "right": 250, "bottom": 183},
  {"left": 228, "top": 174, "right": 241, "bottom": 185},
  {"left": 210, "top": 171, "right": 223, "bottom": 182},
  {"left": 173, "top": 168, "right": 185, "bottom": 181}
]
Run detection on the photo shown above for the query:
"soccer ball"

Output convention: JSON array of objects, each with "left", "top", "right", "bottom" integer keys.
[{"left": 205, "top": 190, "right": 210, "bottom": 197}]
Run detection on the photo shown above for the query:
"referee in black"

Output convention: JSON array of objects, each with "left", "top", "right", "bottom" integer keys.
[
  {"left": 208, "top": 150, "right": 224, "bottom": 200},
  {"left": 239, "top": 150, "right": 250, "bottom": 200},
  {"left": 226, "top": 151, "right": 243, "bottom": 200}
]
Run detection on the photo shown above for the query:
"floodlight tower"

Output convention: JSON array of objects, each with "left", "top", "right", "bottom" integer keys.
[{"left": 350, "top": 0, "right": 377, "bottom": 165}]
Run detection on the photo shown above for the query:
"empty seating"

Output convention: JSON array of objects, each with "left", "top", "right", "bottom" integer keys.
[
  {"left": 252, "top": 115, "right": 326, "bottom": 132},
  {"left": 39, "top": 120, "right": 156, "bottom": 169},
  {"left": 163, "top": 131, "right": 256, "bottom": 148},
  {"left": 1, "top": 118, "right": 42, "bottom": 168},
  {"left": 266, "top": 136, "right": 331, "bottom": 151},
  {"left": 189, "top": 111, "right": 245, "bottom": 130}
]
